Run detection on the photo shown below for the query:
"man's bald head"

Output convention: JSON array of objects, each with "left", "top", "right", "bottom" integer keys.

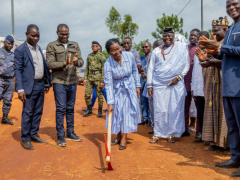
[{"left": 153, "top": 40, "right": 163, "bottom": 49}]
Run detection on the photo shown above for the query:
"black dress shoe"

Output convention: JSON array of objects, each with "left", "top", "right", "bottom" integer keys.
[
  {"left": 31, "top": 136, "right": 47, "bottom": 143},
  {"left": 119, "top": 145, "right": 126, "bottom": 150},
  {"left": 138, "top": 121, "right": 146, "bottom": 125},
  {"left": 194, "top": 131, "right": 202, "bottom": 142},
  {"left": 215, "top": 159, "right": 240, "bottom": 168},
  {"left": 21, "top": 141, "right": 34, "bottom": 150},
  {"left": 58, "top": 138, "right": 67, "bottom": 147},
  {"left": 147, "top": 121, "right": 152, "bottom": 127},
  {"left": 66, "top": 132, "right": 82, "bottom": 142},
  {"left": 232, "top": 167, "right": 240, "bottom": 177},
  {"left": 181, "top": 131, "right": 190, "bottom": 137}
]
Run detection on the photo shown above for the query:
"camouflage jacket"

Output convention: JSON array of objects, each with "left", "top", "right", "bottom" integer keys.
[
  {"left": 46, "top": 40, "right": 84, "bottom": 85},
  {"left": 0, "top": 48, "right": 14, "bottom": 77},
  {"left": 84, "top": 51, "right": 106, "bottom": 82}
]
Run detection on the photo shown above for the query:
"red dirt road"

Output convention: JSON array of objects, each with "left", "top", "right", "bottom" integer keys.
[{"left": 0, "top": 86, "right": 235, "bottom": 179}]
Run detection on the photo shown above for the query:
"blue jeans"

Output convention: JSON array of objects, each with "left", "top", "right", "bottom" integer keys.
[
  {"left": 21, "top": 81, "right": 45, "bottom": 142},
  {"left": 91, "top": 87, "right": 107, "bottom": 108},
  {"left": 53, "top": 83, "right": 77, "bottom": 138},
  {"left": 140, "top": 89, "right": 150, "bottom": 121}
]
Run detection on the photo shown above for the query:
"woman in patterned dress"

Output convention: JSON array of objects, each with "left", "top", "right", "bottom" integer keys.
[{"left": 104, "top": 38, "right": 141, "bottom": 150}]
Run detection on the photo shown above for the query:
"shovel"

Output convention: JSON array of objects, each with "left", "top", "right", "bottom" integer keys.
[{"left": 104, "top": 112, "right": 113, "bottom": 170}]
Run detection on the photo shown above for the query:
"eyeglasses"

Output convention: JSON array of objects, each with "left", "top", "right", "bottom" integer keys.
[
  {"left": 59, "top": 33, "right": 70, "bottom": 36},
  {"left": 142, "top": 46, "right": 149, "bottom": 48}
]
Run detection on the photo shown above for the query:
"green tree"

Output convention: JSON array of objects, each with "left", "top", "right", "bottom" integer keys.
[
  {"left": 102, "top": 49, "right": 110, "bottom": 59},
  {"left": 133, "top": 39, "right": 149, "bottom": 56},
  {"left": 208, "top": 29, "right": 212, "bottom": 40},
  {"left": 106, "top": 6, "right": 139, "bottom": 43},
  {"left": 152, "top": 13, "right": 188, "bottom": 39}
]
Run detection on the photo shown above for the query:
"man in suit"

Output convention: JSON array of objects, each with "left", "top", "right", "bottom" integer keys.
[
  {"left": 199, "top": 0, "right": 240, "bottom": 177},
  {"left": 14, "top": 24, "right": 51, "bottom": 150}
]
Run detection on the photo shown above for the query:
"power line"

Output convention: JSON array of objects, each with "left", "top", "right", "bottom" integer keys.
[{"left": 178, "top": 0, "right": 192, "bottom": 16}]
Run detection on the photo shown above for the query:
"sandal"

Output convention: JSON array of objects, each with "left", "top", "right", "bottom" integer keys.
[
  {"left": 204, "top": 146, "right": 215, "bottom": 151},
  {"left": 111, "top": 139, "right": 120, "bottom": 146},
  {"left": 119, "top": 145, "right": 127, "bottom": 150},
  {"left": 167, "top": 136, "right": 175, "bottom": 143},
  {"left": 149, "top": 136, "right": 159, "bottom": 144}
]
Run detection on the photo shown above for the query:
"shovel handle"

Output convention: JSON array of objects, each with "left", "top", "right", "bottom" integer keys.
[{"left": 107, "top": 112, "right": 112, "bottom": 154}]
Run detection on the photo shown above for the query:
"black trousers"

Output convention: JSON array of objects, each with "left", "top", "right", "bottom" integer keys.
[
  {"left": 194, "top": 96, "right": 205, "bottom": 133},
  {"left": 223, "top": 97, "right": 240, "bottom": 161}
]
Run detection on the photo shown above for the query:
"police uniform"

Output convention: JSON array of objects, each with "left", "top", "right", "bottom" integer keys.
[
  {"left": 83, "top": 46, "right": 106, "bottom": 117},
  {"left": 0, "top": 46, "right": 14, "bottom": 125}
]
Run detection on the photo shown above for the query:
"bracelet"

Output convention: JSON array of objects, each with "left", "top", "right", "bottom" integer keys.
[{"left": 177, "top": 76, "right": 181, "bottom": 81}]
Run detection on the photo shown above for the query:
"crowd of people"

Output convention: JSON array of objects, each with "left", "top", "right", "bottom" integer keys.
[{"left": 0, "top": 0, "right": 240, "bottom": 177}]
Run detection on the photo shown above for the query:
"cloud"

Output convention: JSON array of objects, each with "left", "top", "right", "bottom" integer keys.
[{"left": 0, "top": 0, "right": 231, "bottom": 63}]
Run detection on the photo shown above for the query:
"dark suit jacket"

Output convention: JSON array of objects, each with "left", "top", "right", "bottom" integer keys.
[
  {"left": 220, "top": 21, "right": 240, "bottom": 97},
  {"left": 14, "top": 41, "right": 51, "bottom": 95}
]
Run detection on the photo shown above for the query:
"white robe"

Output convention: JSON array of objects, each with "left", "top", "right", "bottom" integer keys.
[{"left": 147, "top": 41, "right": 189, "bottom": 138}]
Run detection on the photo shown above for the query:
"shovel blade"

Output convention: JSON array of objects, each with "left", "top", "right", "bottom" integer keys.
[
  {"left": 104, "top": 134, "right": 113, "bottom": 170},
  {"left": 107, "top": 162, "right": 113, "bottom": 170}
]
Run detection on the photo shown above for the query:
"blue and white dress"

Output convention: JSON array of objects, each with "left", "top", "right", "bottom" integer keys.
[{"left": 104, "top": 51, "right": 141, "bottom": 134}]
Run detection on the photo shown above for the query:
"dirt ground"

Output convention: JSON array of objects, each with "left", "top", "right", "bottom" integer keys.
[{"left": 0, "top": 85, "right": 237, "bottom": 179}]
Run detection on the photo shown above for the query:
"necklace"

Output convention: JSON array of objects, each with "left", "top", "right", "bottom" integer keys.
[{"left": 161, "top": 42, "right": 175, "bottom": 60}]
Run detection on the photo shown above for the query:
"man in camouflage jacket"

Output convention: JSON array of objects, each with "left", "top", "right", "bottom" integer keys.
[{"left": 83, "top": 41, "right": 106, "bottom": 117}]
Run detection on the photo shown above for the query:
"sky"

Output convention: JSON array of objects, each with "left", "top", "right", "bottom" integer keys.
[{"left": 0, "top": 0, "right": 231, "bottom": 63}]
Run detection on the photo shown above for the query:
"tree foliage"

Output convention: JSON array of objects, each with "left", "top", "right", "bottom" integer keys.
[
  {"left": 208, "top": 29, "right": 212, "bottom": 40},
  {"left": 133, "top": 39, "right": 149, "bottom": 56},
  {"left": 106, "top": 7, "right": 139, "bottom": 43},
  {"left": 152, "top": 13, "right": 188, "bottom": 39},
  {"left": 102, "top": 49, "right": 110, "bottom": 59}
]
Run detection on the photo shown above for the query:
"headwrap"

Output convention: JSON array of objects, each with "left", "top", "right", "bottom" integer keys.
[
  {"left": 163, "top": 27, "right": 174, "bottom": 33},
  {"left": 5, "top": 35, "right": 14, "bottom": 43},
  {"left": 212, "top": 16, "right": 229, "bottom": 26}
]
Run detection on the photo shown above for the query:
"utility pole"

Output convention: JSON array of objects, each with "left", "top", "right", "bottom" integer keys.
[
  {"left": 11, "top": 0, "right": 15, "bottom": 37},
  {"left": 201, "top": 0, "right": 203, "bottom": 31}
]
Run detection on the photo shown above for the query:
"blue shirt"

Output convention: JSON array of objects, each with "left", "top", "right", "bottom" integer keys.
[
  {"left": 0, "top": 48, "right": 14, "bottom": 77},
  {"left": 140, "top": 54, "right": 149, "bottom": 90},
  {"left": 220, "top": 21, "right": 240, "bottom": 97}
]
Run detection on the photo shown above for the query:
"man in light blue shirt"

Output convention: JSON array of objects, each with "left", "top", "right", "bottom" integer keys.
[{"left": 139, "top": 42, "right": 151, "bottom": 125}]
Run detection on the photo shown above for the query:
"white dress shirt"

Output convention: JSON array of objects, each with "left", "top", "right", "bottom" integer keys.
[{"left": 191, "top": 55, "right": 204, "bottom": 96}]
